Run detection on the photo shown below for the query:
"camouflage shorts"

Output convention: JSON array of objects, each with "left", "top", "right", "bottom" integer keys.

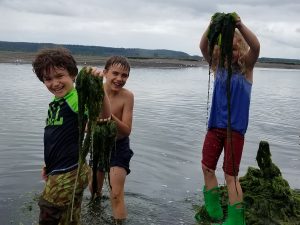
[{"left": 38, "top": 163, "right": 89, "bottom": 225}]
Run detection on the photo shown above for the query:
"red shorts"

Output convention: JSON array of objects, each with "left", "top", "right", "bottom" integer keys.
[{"left": 202, "top": 128, "right": 244, "bottom": 176}]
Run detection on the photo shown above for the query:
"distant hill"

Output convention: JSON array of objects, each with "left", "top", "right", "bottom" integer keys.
[
  {"left": 0, "top": 41, "right": 200, "bottom": 60},
  {"left": 258, "top": 57, "right": 300, "bottom": 65},
  {"left": 0, "top": 41, "right": 299, "bottom": 67}
]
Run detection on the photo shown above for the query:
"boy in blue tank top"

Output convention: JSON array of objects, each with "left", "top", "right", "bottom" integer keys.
[
  {"left": 196, "top": 14, "right": 260, "bottom": 225},
  {"left": 32, "top": 48, "right": 111, "bottom": 225}
]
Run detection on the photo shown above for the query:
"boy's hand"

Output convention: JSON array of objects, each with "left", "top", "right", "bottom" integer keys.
[
  {"left": 91, "top": 67, "right": 104, "bottom": 77},
  {"left": 231, "top": 12, "right": 242, "bottom": 29},
  {"left": 41, "top": 165, "right": 48, "bottom": 182}
]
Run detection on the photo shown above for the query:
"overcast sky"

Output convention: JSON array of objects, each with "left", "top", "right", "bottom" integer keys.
[{"left": 0, "top": 0, "right": 299, "bottom": 59}]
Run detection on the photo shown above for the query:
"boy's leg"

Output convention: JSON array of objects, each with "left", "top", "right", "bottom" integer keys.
[
  {"left": 223, "top": 130, "right": 244, "bottom": 177},
  {"left": 108, "top": 137, "right": 133, "bottom": 220},
  {"left": 196, "top": 129, "right": 225, "bottom": 221},
  {"left": 59, "top": 193, "right": 84, "bottom": 225},
  {"left": 96, "top": 171, "right": 105, "bottom": 196},
  {"left": 202, "top": 164, "right": 218, "bottom": 190},
  {"left": 39, "top": 164, "right": 89, "bottom": 225},
  {"left": 223, "top": 130, "right": 244, "bottom": 204},
  {"left": 38, "top": 197, "right": 64, "bottom": 225},
  {"left": 61, "top": 164, "right": 89, "bottom": 224},
  {"left": 202, "top": 129, "right": 225, "bottom": 189},
  {"left": 88, "top": 168, "right": 105, "bottom": 198},
  {"left": 225, "top": 174, "right": 243, "bottom": 204},
  {"left": 109, "top": 166, "right": 127, "bottom": 219},
  {"left": 222, "top": 131, "right": 245, "bottom": 224},
  {"left": 39, "top": 197, "right": 84, "bottom": 225}
]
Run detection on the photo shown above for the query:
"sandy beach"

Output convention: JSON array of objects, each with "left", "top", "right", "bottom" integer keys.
[{"left": 1, "top": 51, "right": 300, "bottom": 69}]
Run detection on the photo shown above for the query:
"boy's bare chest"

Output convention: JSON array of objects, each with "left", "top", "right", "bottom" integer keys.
[{"left": 110, "top": 97, "right": 124, "bottom": 119}]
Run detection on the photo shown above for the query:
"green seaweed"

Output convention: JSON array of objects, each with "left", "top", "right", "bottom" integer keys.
[
  {"left": 70, "top": 67, "right": 117, "bottom": 221},
  {"left": 207, "top": 12, "right": 237, "bottom": 73},
  {"left": 90, "top": 120, "right": 117, "bottom": 200},
  {"left": 195, "top": 141, "right": 300, "bottom": 224},
  {"left": 240, "top": 141, "right": 300, "bottom": 224},
  {"left": 76, "top": 66, "right": 104, "bottom": 164}
]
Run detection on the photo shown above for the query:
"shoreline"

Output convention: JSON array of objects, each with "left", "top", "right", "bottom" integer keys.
[{"left": 1, "top": 51, "right": 300, "bottom": 70}]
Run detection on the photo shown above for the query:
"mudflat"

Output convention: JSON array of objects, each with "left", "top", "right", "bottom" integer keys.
[{"left": 1, "top": 51, "right": 300, "bottom": 69}]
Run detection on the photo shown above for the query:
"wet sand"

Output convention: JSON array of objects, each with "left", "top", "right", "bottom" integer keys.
[{"left": 1, "top": 51, "right": 300, "bottom": 69}]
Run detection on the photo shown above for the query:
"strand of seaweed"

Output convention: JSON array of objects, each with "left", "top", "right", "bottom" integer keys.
[
  {"left": 207, "top": 12, "right": 238, "bottom": 185},
  {"left": 90, "top": 119, "right": 117, "bottom": 201},
  {"left": 205, "top": 66, "right": 212, "bottom": 130},
  {"left": 70, "top": 67, "right": 117, "bottom": 221}
]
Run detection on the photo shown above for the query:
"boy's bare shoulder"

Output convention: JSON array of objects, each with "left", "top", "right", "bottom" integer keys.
[{"left": 120, "top": 88, "right": 134, "bottom": 99}]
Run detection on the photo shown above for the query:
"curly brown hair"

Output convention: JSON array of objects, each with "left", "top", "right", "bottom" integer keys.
[{"left": 32, "top": 47, "right": 78, "bottom": 82}]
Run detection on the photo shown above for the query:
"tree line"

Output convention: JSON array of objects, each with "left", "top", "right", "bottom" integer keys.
[{"left": 0, "top": 41, "right": 200, "bottom": 60}]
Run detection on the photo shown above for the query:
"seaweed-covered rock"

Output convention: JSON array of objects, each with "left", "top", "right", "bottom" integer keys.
[
  {"left": 194, "top": 141, "right": 300, "bottom": 225},
  {"left": 240, "top": 141, "right": 300, "bottom": 225}
]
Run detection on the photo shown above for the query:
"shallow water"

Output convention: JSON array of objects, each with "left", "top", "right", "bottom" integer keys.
[{"left": 0, "top": 64, "right": 299, "bottom": 224}]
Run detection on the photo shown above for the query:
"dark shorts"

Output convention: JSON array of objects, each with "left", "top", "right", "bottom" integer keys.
[
  {"left": 98, "top": 136, "right": 134, "bottom": 174},
  {"left": 202, "top": 128, "right": 244, "bottom": 176}
]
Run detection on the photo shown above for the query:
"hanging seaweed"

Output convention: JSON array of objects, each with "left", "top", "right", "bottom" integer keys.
[
  {"left": 194, "top": 141, "right": 300, "bottom": 224},
  {"left": 76, "top": 67, "right": 105, "bottom": 164},
  {"left": 207, "top": 12, "right": 239, "bottom": 180},
  {"left": 90, "top": 120, "right": 117, "bottom": 201},
  {"left": 70, "top": 67, "right": 117, "bottom": 220},
  {"left": 207, "top": 12, "right": 238, "bottom": 71}
]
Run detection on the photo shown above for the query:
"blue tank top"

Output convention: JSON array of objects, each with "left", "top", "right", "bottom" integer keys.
[{"left": 208, "top": 68, "right": 252, "bottom": 135}]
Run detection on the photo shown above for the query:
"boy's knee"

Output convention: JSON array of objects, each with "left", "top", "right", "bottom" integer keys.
[
  {"left": 110, "top": 189, "right": 123, "bottom": 203},
  {"left": 38, "top": 198, "right": 64, "bottom": 225},
  {"left": 202, "top": 164, "right": 215, "bottom": 176}
]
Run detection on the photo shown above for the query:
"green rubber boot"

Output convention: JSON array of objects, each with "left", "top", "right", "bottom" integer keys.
[
  {"left": 203, "top": 186, "right": 223, "bottom": 220},
  {"left": 222, "top": 202, "right": 246, "bottom": 225}
]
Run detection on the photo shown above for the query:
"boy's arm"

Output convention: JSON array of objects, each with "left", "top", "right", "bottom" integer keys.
[
  {"left": 199, "top": 24, "right": 210, "bottom": 63},
  {"left": 236, "top": 18, "right": 260, "bottom": 69},
  {"left": 41, "top": 164, "right": 48, "bottom": 181},
  {"left": 113, "top": 91, "right": 134, "bottom": 138}
]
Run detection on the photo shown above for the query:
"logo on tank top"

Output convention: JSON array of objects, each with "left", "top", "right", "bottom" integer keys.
[{"left": 46, "top": 100, "right": 64, "bottom": 126}]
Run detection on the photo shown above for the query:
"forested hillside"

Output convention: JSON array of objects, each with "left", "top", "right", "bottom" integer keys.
[
  {"left": 0, "top": 41, "right": 200, "bottom": 60},
  {"left": 1, "top": 41, "right": 299, "bottom": 66}
]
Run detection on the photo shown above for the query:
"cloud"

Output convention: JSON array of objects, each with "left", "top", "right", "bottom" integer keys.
[{"left": 0, "top": 0, "right": 299, "bottom": 59}]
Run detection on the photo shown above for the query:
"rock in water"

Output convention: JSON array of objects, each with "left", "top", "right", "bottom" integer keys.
[
  {"left": 240, "top": 141, "right": 300, "bottom": 224},
  {"left": 194, "top": 141, "right": 300, "bottom": 225}
]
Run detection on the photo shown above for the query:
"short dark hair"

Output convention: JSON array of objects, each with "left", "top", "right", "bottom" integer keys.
[
  {"left": 104, "top": 56, "right": 130, "bottom": 73},
  {"left": 32, "top": 47, "right": 78, "bottom": 82}
]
